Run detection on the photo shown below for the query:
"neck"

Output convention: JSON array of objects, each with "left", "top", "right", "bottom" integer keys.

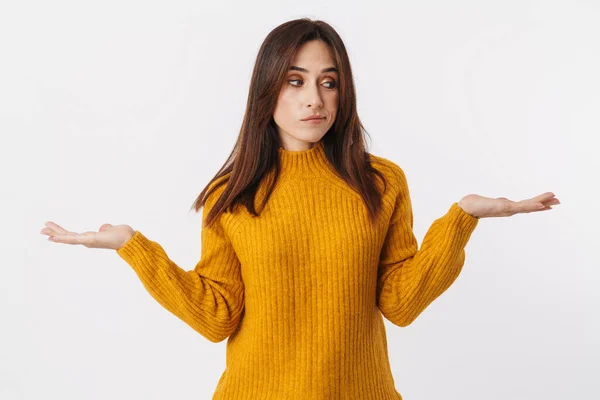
[{"left": 277, "top": 139, "right": 331, "bottom": 179}]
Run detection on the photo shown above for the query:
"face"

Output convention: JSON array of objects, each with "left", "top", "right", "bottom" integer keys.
[{"left": 273, "top": 40, "right": 339, "bottom": 151}]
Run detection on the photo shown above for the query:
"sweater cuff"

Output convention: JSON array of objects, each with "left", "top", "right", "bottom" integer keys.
[
  {"left": 116, "top": 230, "right": 152, "bottom": 264},
  {"left": 446, "top": 202, "right": 480, "bottom": 246}
]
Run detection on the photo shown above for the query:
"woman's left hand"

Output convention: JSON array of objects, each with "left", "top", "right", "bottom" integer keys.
[{"left": 457, "top": 192, "right": 560, "bottom": 219}]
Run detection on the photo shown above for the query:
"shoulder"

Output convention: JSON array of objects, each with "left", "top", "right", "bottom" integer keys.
[
  {"left": 207, "top": 173, "right": 229, "bottom": 193},
  {"left": 367, "top": 152, "right": 409, "bottom": 191},
  {"left": 204, "top": 173, "right": 231, "bottom": 211}
]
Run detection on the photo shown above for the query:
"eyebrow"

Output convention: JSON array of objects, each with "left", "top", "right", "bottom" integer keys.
[{"left": 289, "top": 66, "right": 339, "bottom": 74}]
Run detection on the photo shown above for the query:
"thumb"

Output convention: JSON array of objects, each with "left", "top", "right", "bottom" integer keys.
[{"left": 99, "top": 223, "right": 114, "bottom": 232}]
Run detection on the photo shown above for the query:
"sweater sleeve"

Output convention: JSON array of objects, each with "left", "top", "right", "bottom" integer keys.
[
  {"left": 116, "top": 182, "right": 244, "bottom": 343},
  {"left": 376, "top": 166, "right": 479, "bottom": 327}
]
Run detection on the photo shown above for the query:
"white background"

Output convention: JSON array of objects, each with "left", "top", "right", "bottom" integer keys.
[{"left": 4, "top": 0, "right": 599, "bottom": 399}]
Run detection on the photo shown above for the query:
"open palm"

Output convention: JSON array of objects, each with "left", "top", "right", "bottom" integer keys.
[
  {"left": 40, "top": 222, "right": 135, "bottom": 250},
  {"left": 458, "top": 192, "right": 561, "bottom": 219}
]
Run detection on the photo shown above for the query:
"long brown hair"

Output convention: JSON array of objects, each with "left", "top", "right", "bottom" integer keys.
[{"left": 190, "top": 18, "right": 391, "bottom": 228}]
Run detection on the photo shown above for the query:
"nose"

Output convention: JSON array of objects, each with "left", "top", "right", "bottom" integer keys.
[{"left": 304, "top": 83, "right": 324, "bottom": 109}]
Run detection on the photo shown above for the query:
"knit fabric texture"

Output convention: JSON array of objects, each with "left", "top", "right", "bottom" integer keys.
[{"left": 116, "top": 139, "right": 479, "bottom": 399}]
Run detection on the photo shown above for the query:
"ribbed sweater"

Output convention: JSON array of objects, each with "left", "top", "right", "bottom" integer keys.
[{"left": 116, "top": 139, "right": 479, "bottom": 399}]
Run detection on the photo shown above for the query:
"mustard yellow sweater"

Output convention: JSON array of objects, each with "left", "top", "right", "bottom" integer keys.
[{"left": 116, "top": 140, "right": 479, "bottom": 399}]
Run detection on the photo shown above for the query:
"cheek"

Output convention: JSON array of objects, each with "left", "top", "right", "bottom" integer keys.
[
  {"left": 325, "top": 89, "right": 339, "bottom": 102},
  {"left": 278, "top": 89, "right": 297, "bottom": 106},
  {"left": 274, "top": 91, "right": 297, "bottom": 122},
  {"left": 276, "top": 91, "right": 298, "bottom": 111},
  {"left": 326, "top": 93, "right": 339, "bottom": 114}
]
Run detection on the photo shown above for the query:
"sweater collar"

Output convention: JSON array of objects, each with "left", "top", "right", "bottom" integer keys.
[{"left": 277, "top": 139, "right": 331, "bottom": 178}]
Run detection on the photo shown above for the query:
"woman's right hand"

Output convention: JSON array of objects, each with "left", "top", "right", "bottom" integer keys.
[{"left": 40, "top": 222, "right": 136, "bottom": 250}]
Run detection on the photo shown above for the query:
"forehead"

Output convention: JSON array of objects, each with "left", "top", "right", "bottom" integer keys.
[{"left": 291, "top": 40, "right": 335, "bottom": 68}]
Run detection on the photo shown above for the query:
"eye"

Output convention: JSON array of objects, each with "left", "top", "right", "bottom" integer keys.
[{"left": 288, "top": 79, "right": 338, "bottom": 89}]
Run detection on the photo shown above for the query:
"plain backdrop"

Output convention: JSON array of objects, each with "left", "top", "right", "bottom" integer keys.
[{"left": 3, "top": 0, "right": 599, "bottom": 399}]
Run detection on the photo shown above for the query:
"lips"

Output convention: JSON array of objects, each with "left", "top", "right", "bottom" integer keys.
[{"left": 301, "top": 116, "right": 325, "bottom": 121}]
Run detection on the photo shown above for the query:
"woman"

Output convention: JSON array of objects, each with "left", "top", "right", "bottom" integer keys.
[{"left": 40, "top": 18, "right": 560, "bottom": 399}]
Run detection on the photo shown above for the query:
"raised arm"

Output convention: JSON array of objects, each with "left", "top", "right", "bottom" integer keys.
[
  {"left": 376, "top": 166, "right": 479, "bottom": 327},
  {"left": 116, "top": 183, "right": 244, "bottom": 342}
]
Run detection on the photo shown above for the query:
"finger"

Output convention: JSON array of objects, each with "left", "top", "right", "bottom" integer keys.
[
  {"left": 532, "top": 203, "right": 556, "bottom": 212},
  {"left": 48, "top": 233, "right": 87, "bottom": 245},
  {"left": 44, "top": 221, "right": 69, "bottom": 235},
  {"left": 514, "top": 200, "right": 545, "bottom": 214},
  {"left": 40, "top": 227, "right": 55, "bottom": 236},
  {"left": 48, "top": 234, "right": 75, "bottom": 244},
  {"left": 531, "top": 192, "right": 556, "bottom": 202},
  {"left": 542, "top": 198, "right": 561, "bottom": 206},
  {"left": 99, "top": 223, "right": 113, "bottom": 232},
  {"left": 42, "top": 227, "right": 78, "bottom": 238},
  {"left": 40, "top": 227, "right": 69, "bottom": 236}
]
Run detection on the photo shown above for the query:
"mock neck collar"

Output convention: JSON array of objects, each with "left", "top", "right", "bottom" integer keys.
[{"left": 277, "top": 139, "right": 331, "bottom": 178}]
